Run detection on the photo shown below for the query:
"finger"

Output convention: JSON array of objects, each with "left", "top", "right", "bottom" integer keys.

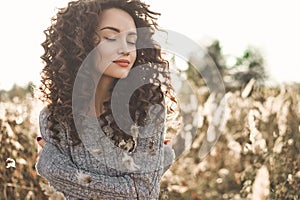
[
  {"left": 164, "top": 139, "right": 171, "bottom": 145},
  {"left": 36, "top": 136, "right": 46, "bottom": 147},
  {"left": 38, "top": 148, "right": 43, "bottom": 157},
  {"left": 38, "top": 139, "right": 46, "bottom": 147}
]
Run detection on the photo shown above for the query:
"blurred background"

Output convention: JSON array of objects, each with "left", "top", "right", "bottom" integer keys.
[
  {"left": 0, "top": 0, "right": 299, "bottom": 199},
  {"left": 1, "top": 0, "right": 300, "bottom": 90}
]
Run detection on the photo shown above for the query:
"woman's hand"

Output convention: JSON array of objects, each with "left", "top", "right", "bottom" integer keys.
[{"left": 36, "top": 136, "right": 46, "bottom": 157}]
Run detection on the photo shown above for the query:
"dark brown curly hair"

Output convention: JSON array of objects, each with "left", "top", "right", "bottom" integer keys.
[{"left": 39, "top": 0, "right": 179, "bottom": 147}]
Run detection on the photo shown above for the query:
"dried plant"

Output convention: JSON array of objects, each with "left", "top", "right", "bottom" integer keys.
[{"left": 160, "top": 83, "right": 300, "bottom": 200}]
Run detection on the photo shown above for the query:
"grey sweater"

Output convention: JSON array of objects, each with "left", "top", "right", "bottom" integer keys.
[{"left": 36, "top": 107, "right": 175, "bottom": 199}]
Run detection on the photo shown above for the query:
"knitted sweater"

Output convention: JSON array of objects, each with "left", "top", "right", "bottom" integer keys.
[{"left": 36, "top": 107, "right": 175, "bottom": 200}]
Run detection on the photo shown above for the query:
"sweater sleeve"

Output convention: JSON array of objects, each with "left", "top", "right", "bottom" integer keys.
[
  {"left": 36, "top": 108, "right": 136, "bottom": 199},
  {"left": 36, "top": 142, "right": 135, "bottom": 199},
  {"left": 162, "top": 144, "right": 175, "bottom": 173}
]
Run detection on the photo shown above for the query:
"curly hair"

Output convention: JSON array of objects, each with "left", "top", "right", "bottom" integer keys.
[{"left": 39, "top": 0, "right": 179, "bottom": 147}]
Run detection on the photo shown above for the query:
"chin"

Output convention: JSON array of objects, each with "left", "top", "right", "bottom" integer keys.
[{"left": 118, "top": 72, "right": 130, "bottom": 79}]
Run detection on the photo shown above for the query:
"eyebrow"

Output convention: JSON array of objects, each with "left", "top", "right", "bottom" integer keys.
[{"left": 99, "top": 26, "right": 137, "bottom": 35}]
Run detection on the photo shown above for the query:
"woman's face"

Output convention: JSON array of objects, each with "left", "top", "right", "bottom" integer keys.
[{"left": 95, "top": 8, "right": 137, "bottom": 79}]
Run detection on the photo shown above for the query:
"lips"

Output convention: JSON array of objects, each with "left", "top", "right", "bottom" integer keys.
[{"left": 113, "top": 59, "right": 130, "bottom": 67}]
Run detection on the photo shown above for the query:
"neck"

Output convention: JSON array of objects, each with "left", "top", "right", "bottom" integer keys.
[{"left": 95, "top": 75, "right": 115, "bottom": 117}]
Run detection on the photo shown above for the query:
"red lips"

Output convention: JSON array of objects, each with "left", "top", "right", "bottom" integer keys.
[{"left": 113, "top": 59, "right": 130, "bottom": 67}]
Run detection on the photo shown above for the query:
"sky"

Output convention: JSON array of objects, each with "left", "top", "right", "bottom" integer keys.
[{"left": 0, "top": 0, "right": 299, "bottom": 90}]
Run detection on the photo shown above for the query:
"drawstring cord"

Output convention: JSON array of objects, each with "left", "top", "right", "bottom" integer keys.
[{"left": 130, "top": 174, "right": 139, "bottom": 200}]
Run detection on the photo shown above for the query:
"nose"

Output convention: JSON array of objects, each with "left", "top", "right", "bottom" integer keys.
[{"left": 117, "top": 39, "right": 130, "bottom": 56}]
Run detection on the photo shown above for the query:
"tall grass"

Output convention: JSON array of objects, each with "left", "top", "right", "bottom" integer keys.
[
  {"left": 0, "top": 94, "right": 48, "bottom": 199},
  {"left": 160, "top": 83, "right": 300, "bottom": 200}
]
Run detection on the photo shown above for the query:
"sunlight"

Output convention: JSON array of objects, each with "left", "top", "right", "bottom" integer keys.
[{"left": 0, "top": 0, "right": 299, "bottom": 90}]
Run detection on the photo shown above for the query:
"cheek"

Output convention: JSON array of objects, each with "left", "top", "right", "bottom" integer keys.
[
  {"left": 97, "top": 44, "right": 117, "bottom": 62},
  {"left": 93, "top": 46, "right": 116, "bottom": 73},
  {"left": 99, "top": 43, "right": 115, "bottom": 55},
  {"left": 132, "top": 51, "right": 137, "bottom": 63}
]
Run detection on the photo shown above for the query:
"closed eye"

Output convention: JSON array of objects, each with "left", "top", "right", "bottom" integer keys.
[
  {"left": 127, "top": 35, "right": 137, "bottom": 46},
  {"left": 127, "top": 40, "right": 136, "bottom": 45},
  {"left": 104, "top": 37, "right": 116, "bottom": 41}
]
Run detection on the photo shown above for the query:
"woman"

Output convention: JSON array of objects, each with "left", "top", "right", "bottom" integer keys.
[{"left": 36, "top": 0, "right": 179, "bottom": 199}]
